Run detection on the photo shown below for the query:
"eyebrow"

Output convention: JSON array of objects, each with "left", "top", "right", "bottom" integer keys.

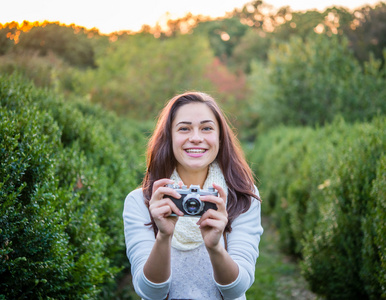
[{"left": 176, "top": 120, "right": 215, "bottom": 126}]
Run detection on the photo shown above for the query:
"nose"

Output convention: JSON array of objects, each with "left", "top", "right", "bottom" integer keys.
[{"left": 189, "top": 129, "right": 203, "bottom": 143}]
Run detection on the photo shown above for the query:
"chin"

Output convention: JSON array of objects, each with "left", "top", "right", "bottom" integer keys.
[{"left": 182, "top": 163, "right": 209, "bottom": 172}]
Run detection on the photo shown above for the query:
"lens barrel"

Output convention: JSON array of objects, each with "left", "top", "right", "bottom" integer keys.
[{"left": 182, "top": 194, "right": 203, "bottom": 215}]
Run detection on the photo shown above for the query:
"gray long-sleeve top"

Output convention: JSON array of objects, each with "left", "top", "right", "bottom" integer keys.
[{"left": 123, "top": 188, "right": 263, "bottom": 300}]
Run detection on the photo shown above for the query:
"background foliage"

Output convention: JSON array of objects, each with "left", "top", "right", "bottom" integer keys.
[
  {"left": 0, "top": 74, "right": 146, "bottom": 298},
  {"left": 0, "top": 1, "right": 385, "bottom": 299},
  {"left": 247, "top": 117, "right": 385, "bottom": 299},
  {"left": 245, "top": 33, "right": 386, "bottom": 135}
]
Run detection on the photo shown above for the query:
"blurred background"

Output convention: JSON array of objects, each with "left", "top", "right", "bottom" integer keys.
[{"left": 1, "top": 0, "right": 385, "bottom": 299}]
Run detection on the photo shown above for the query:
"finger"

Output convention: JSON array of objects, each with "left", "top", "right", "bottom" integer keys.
[
  {"left": 150, "top": 185, "right": 181, "bottom": 206},
  {"left": 198, "top": 218, "right": 226, "bottom": 230},
  {"left": 203, "top": 208, "right": 228, "bottom": 219},
  {"left": 197, "top": 209, "right": 227, "bottom": 226},
  {"left": 154, "top": 186, "right": 181, "bottom": 200},
  {"left": 177, "top": 180, "right": 184, "bottom": 188},
  {"left": 163, "top": 198, "right": 184, "bottom": 216},
  {"left": 200, "top": 195, "right": 226, "bottom": 212},
  {"left": 151, "top": 204, "right": 173, "bottom": 218},
  {"left": 212, "top": 183, "right": 227, "bottom": 202},
  {"left": 152, "top": 178, "right": 175, "bottom": 194},
  {"left": 152, "top": 204, "right": 182, "bottom": 219},
  {"left": 151, "top": 198, "right": 184, "bottom": 217}
]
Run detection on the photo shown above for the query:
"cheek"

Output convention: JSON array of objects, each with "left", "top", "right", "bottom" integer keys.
[
  {"left": 210, "top": 135, "right": 220, "bottom": 152},
  {"left": 172, "top": 135, "right": 184, "bottom": 153},
  {"left": 172, "top": 134, "right": 180, "bottom": 144}
]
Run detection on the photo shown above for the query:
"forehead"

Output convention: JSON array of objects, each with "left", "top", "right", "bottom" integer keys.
[{"left": 173, "top": 103, "right": 217, "bottom": 124}]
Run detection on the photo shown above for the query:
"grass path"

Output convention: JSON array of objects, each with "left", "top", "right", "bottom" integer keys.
[{"left": 246, "top": 216, "right": 319, "bottom": 300}]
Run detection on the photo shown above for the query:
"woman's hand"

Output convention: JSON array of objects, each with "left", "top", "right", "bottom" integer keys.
[
  {"left": 197, "top": 184, "right": 239, "bottom": 285},
  {"left": 196, "top": 183, "right": 228, "bottom": 251},
  {"left": 149, "top": 179, "right": 184, "bottom": 237}
]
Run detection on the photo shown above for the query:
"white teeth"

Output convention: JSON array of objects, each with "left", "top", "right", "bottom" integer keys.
[{"left": 186, "top": 149, "right": 205, "bottom": 154}]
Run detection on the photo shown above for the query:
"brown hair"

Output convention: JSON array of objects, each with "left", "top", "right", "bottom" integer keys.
[{"left": 142, "top": 92, "right": 260, "bottom": 233}]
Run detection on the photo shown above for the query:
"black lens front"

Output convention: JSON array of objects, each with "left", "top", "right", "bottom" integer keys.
[{"left": 185, "top": 198, "right": 200, "bottom": 214}]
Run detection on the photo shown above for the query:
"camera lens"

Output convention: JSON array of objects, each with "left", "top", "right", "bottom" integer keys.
[{"left": 183, "top": 196, "right": 202, "bottom": 215}]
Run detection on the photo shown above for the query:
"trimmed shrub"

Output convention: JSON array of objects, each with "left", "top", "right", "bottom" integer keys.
[
  {"left": 248, "top": 116, "right": 385, "bottom": 299},
  {"left": 362, "top": 154, "right": 385, "bottom": 298},
  {"left": 301, "top": 117, "right": 385, "bottom": 299},
  {"left": 0, "top": 82, "right": 72, "bottom": 298},
  {"left": 0, "top": 74, "right": 146, "bottom": 298}
]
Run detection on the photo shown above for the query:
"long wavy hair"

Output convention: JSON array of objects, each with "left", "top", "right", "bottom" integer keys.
[{"left": 142, "top": 92, "right": 260, "bottom": 234}]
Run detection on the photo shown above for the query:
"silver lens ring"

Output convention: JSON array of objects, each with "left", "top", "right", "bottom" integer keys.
[{"left": 182, "top": 194, "right": 203, "bottom": 215}]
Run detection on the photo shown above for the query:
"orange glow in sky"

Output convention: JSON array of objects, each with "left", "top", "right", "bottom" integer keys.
[{"left": 0, "top": 0, "right": 381, "bottom": 34}]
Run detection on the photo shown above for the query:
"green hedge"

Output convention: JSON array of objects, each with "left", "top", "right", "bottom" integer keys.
[
  {"left": 248, "top": 116, "right": 385, "bottom": 299},
  {"left": 0, "top": 74, "right": 147, "bottom": 298}
]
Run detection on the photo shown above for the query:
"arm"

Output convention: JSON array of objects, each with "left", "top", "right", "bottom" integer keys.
[
  {"left": 197, "top": 183, "right": 239, "bottom": 285},
  {"left": 143, "top": 179, "right": 183, "bottom": 283},
  {"left": 142, "top": 230, "right": 173, "bottom": 283},
  {"left": 123, "top": 182, "right": 184, "bottom": 300},
  {"left": 206, "top": 242, "right": 239, "bottom": 284},
  {"left": 123, "top": 189, "right": 170, "bottom": 300},
  {"left": 217, "top": 193, "right": 263, "bottom": 299},
  {"left": 123, "top": 183, "right": 183, "bottom": 300},
  {"left": 198, "top": 186, "right": 263, "bottom": 299}
]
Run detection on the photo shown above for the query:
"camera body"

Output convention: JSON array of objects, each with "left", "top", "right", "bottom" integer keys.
[{"left": 165, "top": 184, "right": 218, "bottom": 217}]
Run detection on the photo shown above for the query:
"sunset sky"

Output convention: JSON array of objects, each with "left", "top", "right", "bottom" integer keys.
[{"left": 0, "top": 0, "right": 382, "bottom": 34}]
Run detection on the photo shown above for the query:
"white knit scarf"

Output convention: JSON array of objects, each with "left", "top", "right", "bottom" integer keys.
[{"left": 170, "top": 161, "right": 228, "bottom": 251}]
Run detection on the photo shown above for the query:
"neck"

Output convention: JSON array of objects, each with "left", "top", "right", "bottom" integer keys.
[{"left": 176, "top": 167, "right": 208, "bottom": 188}]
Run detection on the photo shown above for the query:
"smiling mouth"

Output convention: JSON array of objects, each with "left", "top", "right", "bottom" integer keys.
[{"left": 185, "top": 149, "right": 206, "bottom": 154}]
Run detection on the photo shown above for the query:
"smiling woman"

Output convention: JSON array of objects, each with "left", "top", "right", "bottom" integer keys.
[{"left": 123, "top": 91, "right": 263, "bottom": 299}]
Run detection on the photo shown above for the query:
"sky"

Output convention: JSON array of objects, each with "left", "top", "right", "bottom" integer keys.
[{"left": 0, "top": 0, "right": 382, "bottom": 34}]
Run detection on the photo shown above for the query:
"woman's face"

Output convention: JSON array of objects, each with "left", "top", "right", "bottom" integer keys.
[{"left": 172, "top": 102, "right": 220, "bottom": 179}]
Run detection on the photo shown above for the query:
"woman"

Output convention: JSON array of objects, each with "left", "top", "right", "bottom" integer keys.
[{"left": 123, "top": 92, "right": 263, "bottom": 300}]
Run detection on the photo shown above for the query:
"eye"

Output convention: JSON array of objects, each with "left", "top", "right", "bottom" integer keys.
[
  {"left": 202, "top": 126, "right": 213, "bottom": 131},
  {"left": 178, "top": 126, "right": 189, "bottom": 132}
]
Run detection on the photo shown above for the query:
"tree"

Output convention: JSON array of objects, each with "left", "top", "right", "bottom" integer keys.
[
  {"left": 16, "top": 22, "right": 96, "bottom": 68},
  {"left": 232, "top": 28, "right": 272, "bottom": 73},
  {"left": 246, "top": 33, "right": 386, "bottom": 132},
  {"left": 0, "top": 22, "right": 20, "bottom": 55},
  {"left": 346, "top": 2, "right": 386, "bottom": 66},
  {"left": 78, "top": 33, "right": 215, "bottom": 118},
  {"left": 193, "top": 17, "right": 249, "bottom": 62}
]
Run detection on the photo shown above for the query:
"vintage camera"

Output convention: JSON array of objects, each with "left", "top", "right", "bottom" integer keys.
[{"left": 165, "top": 184, "right": 218, "bottom": 217}]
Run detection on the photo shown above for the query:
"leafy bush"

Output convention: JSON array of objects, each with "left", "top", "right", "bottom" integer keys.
[
  {"left": 362, "top": 154, "right": 385, "bottom": 298},
  {"left": 0, "top": 52, "right": 70, "bottom": 89},
  {"left": 246, "top": 33, "right": 386, "bottom": 133},
  {"left": 0, "top": 80, "right": 72, "bottom": 298},
  {"left": 248, "top": 116, "right": 385, "bottom": 299},
  {"left": 0, "top": 74, "right": 146, "bottom": 298}
]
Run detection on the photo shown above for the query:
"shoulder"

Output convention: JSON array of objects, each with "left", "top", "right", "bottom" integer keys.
[
  {"left": 248, "top": 185, "right": 261, "bottom": 211},
  {"left": 126, "top": 187, "right": 144, "bottom": 200},
  {"left": 123, "top": 187, "right": 152, "bottom": 229},
  {"left": 253, "top": 185, "right": 261, "bottom": 201},
  {"left": 124, "top": 188, "right": 147, "bottom": 212}
]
